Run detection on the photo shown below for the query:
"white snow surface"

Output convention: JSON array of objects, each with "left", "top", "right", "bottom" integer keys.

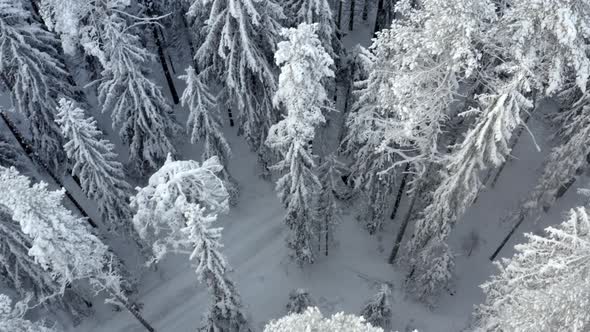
[{"left": 65, "top": 95, "right": 587, "bottom": 332}]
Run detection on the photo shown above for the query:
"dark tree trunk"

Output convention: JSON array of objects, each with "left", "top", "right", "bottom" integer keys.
[
  {"left": 373, "top": 0, "right": 397, "bottom": 34},
  {"left": 0, "top": 110, "right": 98, "bottom": 228},
  {"left": 150, "top": 26, "right": 179, "bottom": 104},
  {"left": 228, "top": 108, "right": 235, "bottom": 127},
  {"left": 362, "top": 0, "right": 370, "bottom": 21},
  {"left": 325, "top": 217, "right": 329, "bottom": 256},
  {"left": 390, "top": 162, "right": 410, "bottom": 220},
  {"left": 109, "top": 290, "right": 155, "bottom": 332},
  {"left": 143, "top": 2, "right": 179, "bottom": 105},
  {"left": 489, "top": 212, "right": 525, "bottom": 261},
  {"left": 387, "top": 184, "right": 420, "bottom": 264},
  {"left": 348, "top": 0, "right": 356, "bottom": 31},
  {"left": 337, "top": 0, "right": 344, "bottom": 30}
]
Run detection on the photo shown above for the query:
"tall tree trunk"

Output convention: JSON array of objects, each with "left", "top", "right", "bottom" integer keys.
[
  {"left": 348, "top": 0, "right": 356, "bottom": 31},
  {"left": 362, "top": 0, "right": 370, "bottom": 21},
  {"left": 373, "top": 0, "right": 397, "bottom": 34},
  {"left": 0, "top": 110, "right": 98, "bottom": 228},
  {"left": 227, "top": 108, "right": 235, "bottom": 127},
  {"left": 373, "top": 0, "right": 385, "bottom": 34},
  {"left": 325, "top": 217, "right": 329, "bottom": 256},
  {"left": 489, "top": 212, "right": 525, "bottom": 261},
  {"left": 390, "top": 162, "right": 410, "bottom": 220},
  {"left": 143, "top": 2, "right": 179, "bottom": 105},
  {"left": 337, "top": 0, "right": 344, "bottom": 30},
  {"left": 150, "top": 27, "right": 179, "bottom": 105},
  {"left": 108, "top": 290, "right": 155, "bottom": 332},
  {"left": 387, "top": 183, "right": 420, "bottom": 264}
]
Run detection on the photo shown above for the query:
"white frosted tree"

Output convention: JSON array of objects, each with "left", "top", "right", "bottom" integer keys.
[
  {"left": 344, "top": 0, "right": 494, "bottom": 239},
  {"left": 0, "top": 294, "right": 56, "bottom": 332},
  {"left": 55, "top": 98, "right": 147, "bottom": 253},
  {"left": 0, "top": 207, "right": 92, "bottom": 323},
  {"left": 360, "top": 284, "right": 392, "bottom": 330},
  {"left": 131, "top": 156, "right": 251, "bottom": 332},
  {"left": 0, "top": 166, "right": 155, "bottom": 332},
  {"left": 474, "top": 206, "right": 590, "bottom": 331},
  {"left": 404, "top": 0, "right": 590, "bottom": 304},
  {"left": 283, "top": 0, "right": 340, "bottom": 61},
  {"left": 0, "top": 135, "right": 21, "bottom": 168},
  {"left": 186, "top": 0, "right": 284, "bottom": 171},
  {"left": 405, "top": 81, "right": 531, "bottom": 303},
  {"left": 521, "top": 92, "right": 590, "bottom": 217},
  {"left": 97, "top": 10, "right": 178, "bottom": 173},
  {"left": 266, "top": 23, "right": 334, "bottom": 265},
  {"left": 264, "top": 307, "right": 385, "bottom": 332},
  {"left": 286, "top": 289, "right": 314, "bottom": 314},
  {"left": 180, "top": 66, "right": 238, "bottom": 204},
  {"left": 0, "top": 0, "right": 77, "bottom": 170},
  {"left": 39, "top": 0, "right": 179, "bottom": 174}
]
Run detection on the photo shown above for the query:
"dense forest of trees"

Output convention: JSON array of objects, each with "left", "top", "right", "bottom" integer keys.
[{"left": 1, "top": 0, "right": 590, "bottom": 330}]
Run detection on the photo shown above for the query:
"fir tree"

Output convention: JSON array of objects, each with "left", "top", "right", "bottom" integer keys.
[
  {"left": 360, "top": 284, "right": 392, "bottom": 330},
  {"left": 0, "top": 0, "right": 76, "bottom": 170},
  {"left": 132, "top": 156, "right": 251, "bottom": 332},
  {"left": 0, "top": 207, "right": 92, "bottom": 323},
  {"left": 522, "top": 92, "right": 590, "bottom": 217},
  {"left": 0, "top": 135, "right": 21, "bottom": 168},
  {"left": 0, "top": 166, "right": 155, "bottom": 332},
  {"left": 97, "top": 9, "right": 178, "bottom": 173},
  {"left": 264, "top": 307, "right": 384, "bottom": 332},
  {"left": 39, "top": 0, "right": 179, "bottom": 173},
  {"left": 474, "top": 206, "right": 590, "bottom": 331},
  {"left": 283, "top": 0, "right": 341, "bottom": 63},
  {"left": 405, "top": 0, "right": 590, "bottom": 304},
  {"left": 286, "top": 289, "right": 314, "bottom": 314},
  {"left": 266, "top": 23, "right": 334, "bottom": 265},
  {"left": 55, "top": 98, "right": 147, "bottom": 253},
  {"left": 0, "top": 294, "right": 56, "bottom": 332},
  {"left": 180, "top": 66, "right": 238, "bottom": 204},
  {"left": 185, "top": 0, "right": 284, "bottom": 171}
]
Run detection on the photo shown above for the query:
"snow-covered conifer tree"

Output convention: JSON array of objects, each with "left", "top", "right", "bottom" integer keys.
[
  {"left": 0, "top": 294, "right": 56, "bottom": 332},
  {"left": 360, "top": 284, "right": 392, "bottom": 329},
  {"left": 39, "top": 0, "right": 179, "bottom": 174},
  {"left": 0, "top": 135, "right": 21, "bottom": 168},
  {"left": 180, "top": 66, "right": 238, "bottom": 204},
  {"left": 182, "top": 202, "right": 250, "bottom": 331},
  {"left": 132, "top": 156, "right": 251, "bottom": 332},
  {"left": 185, "top": 0, "right": 284, "bottom": 170},
  {"left": 0, "top": 207, "right": 92, "bottom": 322},
  {"left": 0, "top": 0, "right": 77, "bottom": 170},
  {"left": 404, "top": 0, "right": 590, "bottom": 303},
  {"left": 55, "top": 99, "right": 130, "bottom": 228},
  {"left": 0, "top": 166, "right": 154, "bottom": 331},
  {"left": 283, "top": 0, "right": 341, "bottom": 61},
  {"left": 286, "top": 289, "right": 314, "bottom": 314},
  {"left": 522, "top": 92, "right": 590, "bottom": 217},
  {"left": 474, "top": 206, "right": 590, "bottom": 331},
  {"left": 97, "top": 10, "right": 178, "bottom": 173},
  {"left": 264, "top": 307, "right": 384, "bottom": 332},
  {"left": 266, "top": 23, "right": 334, "bottom": 265},
  {"left": 55, "top": 99, "right": 147, "bottom": 254}
]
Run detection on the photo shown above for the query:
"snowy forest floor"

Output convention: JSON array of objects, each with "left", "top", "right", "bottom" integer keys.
[
  {"left": 73, "top": 95, "right": 588, "bottom": 332},
  {"left": 2, "top": 10, "right": 586, "bottom": 332}
]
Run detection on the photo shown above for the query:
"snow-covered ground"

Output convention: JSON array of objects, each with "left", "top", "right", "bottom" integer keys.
[
  {"left": 66, "top": 88, "right": 587, "bottom": 332},
  {"left": 6, "top": 9, "right": 578, "bottom": 332}
]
